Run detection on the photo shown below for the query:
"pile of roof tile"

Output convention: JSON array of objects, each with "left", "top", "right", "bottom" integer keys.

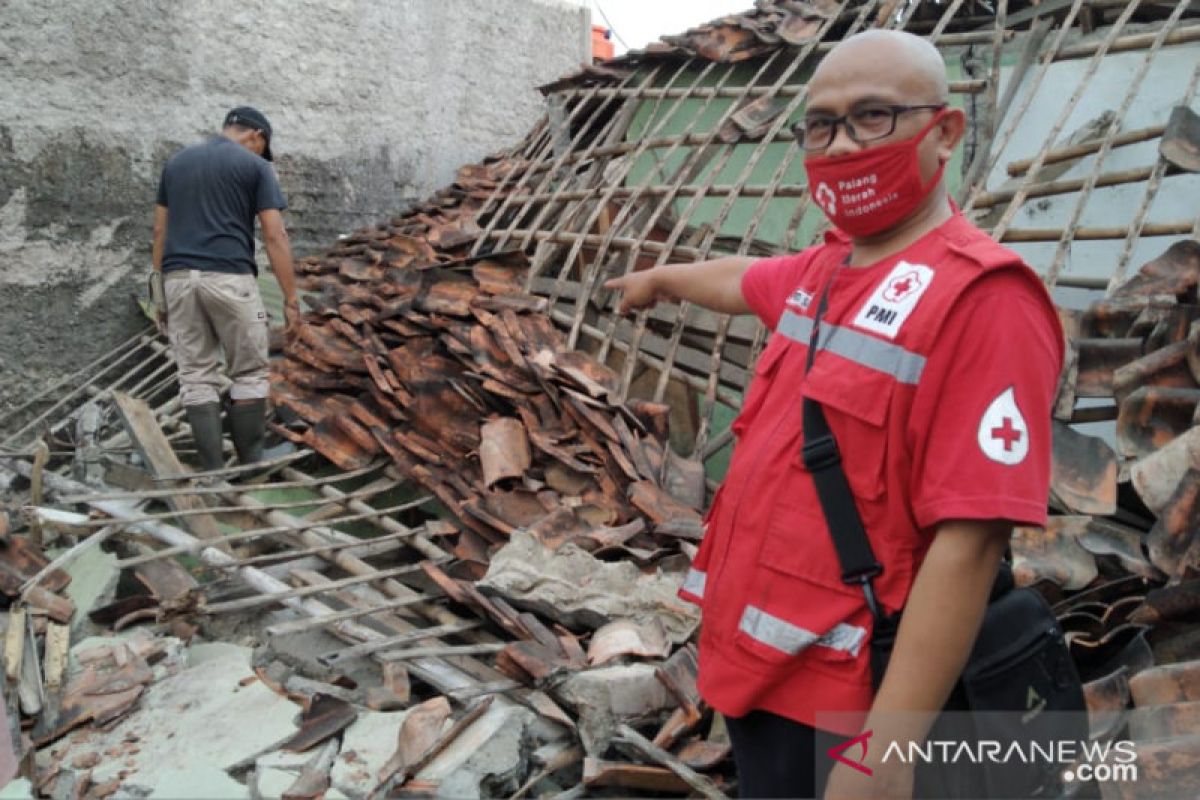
[
  {"left": 271, "top": 159, "right": 706, "bottom": 575},
  {"left": 1008, "top": 239, "right": 1200, "bottom": 796}
]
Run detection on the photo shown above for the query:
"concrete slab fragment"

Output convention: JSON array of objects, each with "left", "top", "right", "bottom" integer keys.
[
  {"left": 58, "top": 546, "right": 119, "bottom": 636},
  {"left": 418, "top": 704, "right": 535, "bottom": 800},
  {"left": 188, "top": 640, "right": 254, "bottom": 668},
  {"left": 52, "top": 644, "right": 301, "bottom": 793},
  {"left": 148, "top": 766, "right": 250, "bottom": 799},
  {"left": 330, "top": 708, "right": 414, "bottom": 798},
  {"left": 0, "top": 778, "right": 33, "bottom": 799},
  {"left": 553, "top": 663, "right": 677, "bottom": 755},
  {"left": 253, "top": 766, "right": 297, "bottom": 800}
]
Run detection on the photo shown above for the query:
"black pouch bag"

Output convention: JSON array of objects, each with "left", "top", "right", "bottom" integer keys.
[
  {"left": 799, "top": 281, "right": 1086, "bottom": 798},
  {"left": 869, "top": 571, "right": 1086, "bottom": 796}
]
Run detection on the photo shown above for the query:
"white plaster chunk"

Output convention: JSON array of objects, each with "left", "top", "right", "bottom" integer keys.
[{"left": 479, "top": 530, "right": 698, "bottom": 643}]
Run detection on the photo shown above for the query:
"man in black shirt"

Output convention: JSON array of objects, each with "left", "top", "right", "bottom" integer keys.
[{"left": 151, "top": 106, "right": 300, "bottom": 471}]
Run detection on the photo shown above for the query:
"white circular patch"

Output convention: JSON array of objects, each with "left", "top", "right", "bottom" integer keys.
[{"left": 977, "top": 387, "right": 1029, "bottom": 465}]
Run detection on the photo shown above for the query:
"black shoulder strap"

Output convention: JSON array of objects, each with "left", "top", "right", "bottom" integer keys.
[{"left": 801, "top": 273, "right": 886, "bottom": 621}]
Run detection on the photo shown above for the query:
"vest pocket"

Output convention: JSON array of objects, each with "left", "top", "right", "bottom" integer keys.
[
  {"left": 731, "top": 334, "right": 789, "bottom": 438},
  {"left": 734, "top": 563, "right": 870, "bottom": 668},
  {"left": 801, "top": 360, "right": 895, "bottom": 503},
  {"left": 731, "top": 361, "right": 897, "bottom": 668}
]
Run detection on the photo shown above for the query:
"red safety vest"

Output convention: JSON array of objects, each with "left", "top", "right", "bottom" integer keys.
[{"left": 679, "top": 215, "right": 1061, "bottom": 734}]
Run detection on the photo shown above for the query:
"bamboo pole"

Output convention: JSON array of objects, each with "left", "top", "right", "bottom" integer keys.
[
  {"left": 0, "top": 458, "right": 519, "bottom": 703},
  {"left": 962, "top": 0, "right": 1088, "bottom": 215},
  {"left": 972, "top": 165, "right": 1155, "bottom": 208},
  {"left": 278, "top": 466, "right": 448, "bottom": 562},
  {"left": 1044, "top": 0, "right": 1193, "bottom": 287},
  {"left": 959, "top": 17, "right": 1053, "bottom": 205},
  {"left": 989, "top": 0, "right": 1143, "bottom": 241},
  {"left": 489, "top": 228, "right": 709, "bottom": 259},
  {"left": 1001, "top": 222, "right": 1195, "bottom": 241},
  {"left": 0, "top": 328, "right": 148, "bottom": 434},
  {"left": 199, "top": 561, "right": 444, "bottom": 616},
  {"left": 470, "top": 67, "right": 646, "bottom": 258},
  {"left": 114, "top": 497, "right": 431, "bottom": 567},
  {"left": 616, "top": 1, "right": 884, "bottom": 450},
  {"left": 1006, "top": 124, "right": 1166, "bottom": 176},
  {"left": 264, "top": 595, "right": 436, "bottom": 637},
  {"left": 504, "top": 184, "right": 809, "bottom": 204},
  {"left": 532, "top": 54, "right": 731, "bottom": 306},
  {"left": 1, "top": 336, "right": 162, "bottom": 448},
  {"left": 1110, "top": 60, "right": 1200, "bottom": 286},
  {"left": 1054, "top": 22, "right": 1200, "bottom": 61},
  {"left": 57, "top": 478, "right": 407, "bottom": 528},
  {"left": 56, "top": 460, "right": 382, "bottom": 502},
  {"left": 499, "top": 66, "right": 661, "bottom": 256}
]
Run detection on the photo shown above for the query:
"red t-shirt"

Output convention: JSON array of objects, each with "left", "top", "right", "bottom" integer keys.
[{"left": 688, "top": 215, "right": 1063, "bottom": 732}]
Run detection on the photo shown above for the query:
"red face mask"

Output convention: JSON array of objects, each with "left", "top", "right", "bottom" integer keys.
[{"left": 803, "top": 110, "right": 948, "bottom": 237}]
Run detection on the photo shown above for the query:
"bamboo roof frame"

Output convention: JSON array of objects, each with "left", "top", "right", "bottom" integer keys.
[{"left": 455, "top": 0, "right": 1200, "bottom": 476}]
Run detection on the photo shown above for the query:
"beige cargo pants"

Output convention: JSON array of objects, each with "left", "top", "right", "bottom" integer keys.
[{"left": 165, "top": 270, "right": 270, "bottom": 406}]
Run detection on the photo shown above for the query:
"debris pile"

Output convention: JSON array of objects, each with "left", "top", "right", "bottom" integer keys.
[
  {"left": 1, "top": 1, "right": 1199, "bottom": 796},
  {"left": 273, "top": 158, "right": 707, "bottom": 571}
]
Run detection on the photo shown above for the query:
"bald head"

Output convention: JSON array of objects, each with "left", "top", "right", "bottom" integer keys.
[{"left": 810, "top": 29, "right": 949, "bottom": 106}]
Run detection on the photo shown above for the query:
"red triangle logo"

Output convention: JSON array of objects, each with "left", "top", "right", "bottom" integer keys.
[{"left": 826, "top": 729, "right": 874, "bottom": 776}]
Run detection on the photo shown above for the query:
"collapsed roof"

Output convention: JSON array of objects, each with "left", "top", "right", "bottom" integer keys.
[{"left": 3, "top": 1, "right": 1200, "bottom": 796}]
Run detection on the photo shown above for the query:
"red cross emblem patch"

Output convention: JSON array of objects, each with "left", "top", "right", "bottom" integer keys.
[
  {"left": 977, "top": 387, "right": 1028, "bottom": 465},
  {"left": 882, "top": 270, "right": 923, "bottom": 303}
]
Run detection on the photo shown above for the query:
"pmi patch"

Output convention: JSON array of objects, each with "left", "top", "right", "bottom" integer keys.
[
  {"left": 852, "top": 261, "right": 934, "bottom": 339},
  {"left": 786, "top": 286, "right": 813, "bottom": 312},
  {"left": 977, "top": 387, "right": 1029, "bottom": 465}
]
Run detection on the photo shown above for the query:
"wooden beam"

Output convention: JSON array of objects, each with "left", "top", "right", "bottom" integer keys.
[{"left": 111, "top": 392, "right": 231, "bottom": 555}]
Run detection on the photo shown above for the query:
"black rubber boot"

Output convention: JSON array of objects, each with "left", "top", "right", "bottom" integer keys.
[
  {"left": 185, "top": 402, "right": 225, "bottom": 472},
  {"left": 228, "top": 398, "right": 267, "bottom": 465}
]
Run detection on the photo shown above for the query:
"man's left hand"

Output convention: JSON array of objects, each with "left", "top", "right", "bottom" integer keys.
[
  {"left": 283, "top": 300, "right": 301, "bottom": 342},
  {"left": 825, "top": 759, "right": 914, "bottom": 800}
]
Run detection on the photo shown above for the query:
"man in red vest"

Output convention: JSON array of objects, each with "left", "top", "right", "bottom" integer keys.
[{"left": 606, "top": 29, "right": 1062, "bottom": 799}]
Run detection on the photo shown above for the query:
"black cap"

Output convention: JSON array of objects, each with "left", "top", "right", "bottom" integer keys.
[{"left": 223, "top": 106, "right": 274, "bottom": 161}]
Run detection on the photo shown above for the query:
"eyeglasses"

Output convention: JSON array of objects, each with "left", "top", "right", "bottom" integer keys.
[{"left": 791, "top": 104, "right": 946, "bottom": 151}]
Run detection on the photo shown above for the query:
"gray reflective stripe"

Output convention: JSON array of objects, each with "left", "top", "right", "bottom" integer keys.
[
  {"left": 776, "top": 309, "right": 926, "bottom": 385},
  {"left": 682, "top": 568, "right": 706, "bottom": 598},
  {"left": 739, "top": 605, "right": 867, "bottom": 657}
]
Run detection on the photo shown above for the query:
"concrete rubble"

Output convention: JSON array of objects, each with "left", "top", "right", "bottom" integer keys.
[
  {"left": 479, "top": 530, "right": 698, "bottom": 643},
  {"left": 1, "top": 1, "right": 1200, "bottom": 797}
]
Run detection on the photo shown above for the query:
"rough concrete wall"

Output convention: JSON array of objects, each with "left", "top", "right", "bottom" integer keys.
[{"left": 0, "top": 0, "right": 589, "bottom": 411}]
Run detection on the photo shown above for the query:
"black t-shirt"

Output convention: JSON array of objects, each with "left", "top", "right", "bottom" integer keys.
[{"left": 156, "top": 136, "right": 287, "bottom": 276}]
